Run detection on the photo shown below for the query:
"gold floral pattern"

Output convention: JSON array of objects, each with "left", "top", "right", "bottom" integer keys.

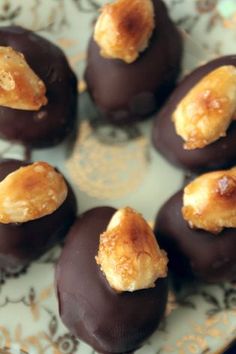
[
  {"left": 0, "top": 281, "right": 78, "bottom": 354},
  {"left": 0, "top": 255, "right": 235, "bottom": 354},
  {"left": 67, "top": 120, "right": 149, "bottom": 199}
]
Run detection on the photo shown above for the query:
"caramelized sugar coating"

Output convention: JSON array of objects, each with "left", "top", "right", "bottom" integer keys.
[
  {"left": 94, "top": 0, "right": 155, "bottom": 63},
  {"left": 183, "top": 167, "right": 236, "bottom": 233},
  {"left": 173, "top": 66, "right": 236, "bottom": 150},
  {"left": 96, "top": 207, "right": 167, "bottom": 292},
  {"left": 0, "top": 46, "right": 47, "bottom": 110}
]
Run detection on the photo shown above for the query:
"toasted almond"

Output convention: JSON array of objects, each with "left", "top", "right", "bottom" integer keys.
[
  {"left": 94, "top": 0, "right": 155, "bottom": 63},
  {"left": 96, "top": 207, "right": 168, "bottom": 292},
  {"left": 183, "top": 167, "right": 236, "bottom": 233},
  {"left": 0, "top": 162, "right": 67, "bottom": 224},
  {"left": 173, "top": 66, "right": 236, "bottom": 150},
  {"left": 0, "top": 46, "right": 47, "bottom": 110}
]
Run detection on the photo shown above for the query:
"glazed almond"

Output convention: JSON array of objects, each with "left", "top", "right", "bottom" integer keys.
[
  {"left": 94, "top": 0, "right": 155, "bottom": 63},
  {"left": 173, "top": 66, "right": 236, "bottom": 150},
  {"left": 0, "top": 162, "right": 67, "bottom": 224},
  {"left": 183, "top": 167, "right": 236, "bottom": 233},
  {"left": 0, "top": 46, "right": 47, "bottom": 110},
  {"left": 96, "top": 207, "right": 168, "bottom": 292}
]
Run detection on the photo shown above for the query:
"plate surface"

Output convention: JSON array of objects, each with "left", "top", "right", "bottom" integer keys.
[{"left": 0, "top": 1, "right": 235, "bottom": 354}]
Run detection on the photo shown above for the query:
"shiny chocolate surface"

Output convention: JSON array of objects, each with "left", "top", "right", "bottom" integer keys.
[
  {"left": 153, "top": 55, "right": 236, "bottom": 172},
  {"left": 56, "top": 207, "right": 168, "bottom": 354},
  {"left": 0, "top": 159, "right": 77, "bottom": 269},
  {"left": 0, "top": 26, "right": 78, "bottom": 147},
  {"left": 85, "top": 0, "right": 183, "bottom": 124},
  {"left": 155, "top": 190, "right": 236, "bottom": 282}
]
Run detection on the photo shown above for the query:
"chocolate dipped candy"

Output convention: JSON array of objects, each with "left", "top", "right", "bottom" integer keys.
[
  {"left": 0, "top": 159, "right": 77, "bottom": 270},
  {"left": 153, "top": 55, "right": 236, "bottom": 172},
  {"left": 56, "top": 207, "right": 168, "bottom": 354},
  {"left": 0, "top": 26, "right": 77, "bottom": 148},
  {"left": 85, "top": 0, "right": 182, "bottom": 124},
  {"left": 155, "top": 168, "right": 236, "bottom": 282}
]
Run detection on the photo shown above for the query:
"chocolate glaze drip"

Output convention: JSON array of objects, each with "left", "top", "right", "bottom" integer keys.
[
  {"left": 0, "top": 26, "right": 78, "bottom": 148},
  {"left": 56, "top": 207, "right": 168, "bottom": 354},
  {"left": 0, "top": 159, "right": 77, "bottom": 270},
  {"left": 155, "top": 191, "right": 236, "bottom": 282},
  {"left": 152, "top": 55, "right": 236, "bottom": 172},
  {"left": 85, "top": 0, "right": 183, "bottom": 124}
]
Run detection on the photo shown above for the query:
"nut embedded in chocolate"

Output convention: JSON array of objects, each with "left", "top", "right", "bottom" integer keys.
[
  {"left": 0, "top": 161, "right": 67, "bottom": 224},
  {"left": 94, "top": 0, "right": 155, "bottom": 63},
  {"left": 173, "top": 65, "right": 236, "bottom": 150},
  {"left": 56, "top": 206, "right": 168, "bottom": 354},
  {"left": 0, "top": 46, "right": 47, "bottom": 110},
  {"left": 96, "top": 207, "right": 168, "bottom": 292},
  {"left": 0, "top": 159, "right": 77, "bottom": 270},
  {"left": 183, "top": 167, "right": 236, "bottom": 234},
  {"left": 155, "top": 189, "right": 236, "bottom": 282},
  {"left": 85, "top": 0, "right": 183, "bottom": 124},
  {"left": 0, "top": 26, "right": 77, "bottom": 148},
  {"left": 152, "top": 55, "right": 236, "bottom": 172}
]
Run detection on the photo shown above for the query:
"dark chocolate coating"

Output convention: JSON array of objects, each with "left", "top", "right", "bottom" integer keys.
[
  {"left": 0, "top": 159, "right": 77, "bottom": 270},
  {"left": 56, "top": 207, "right": 168, "bottom": 354},
  {"left": 155, "top": 191, "right": 236, "bottom": 282},
  {"left": 152, "top": 55, "right": 236, "bottom": 172},
  {"left": 0, "top": 26, "right": 78, "bottom": 147},
  {"left": 85, "top": 0, "right": 182, "bottom": 124}
]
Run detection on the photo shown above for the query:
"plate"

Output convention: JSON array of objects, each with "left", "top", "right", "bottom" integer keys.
[{"left": 0, "top": 1, "right": 235, "bottom": 354}]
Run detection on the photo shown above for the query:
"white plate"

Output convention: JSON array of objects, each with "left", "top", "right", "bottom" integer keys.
[{"left": 0, "top": 1, "right": 235, "bottom": 354}]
